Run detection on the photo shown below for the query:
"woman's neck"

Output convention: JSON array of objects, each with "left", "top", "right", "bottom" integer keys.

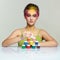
[{"left": 25, "top": 25, "right": 36, "bottom": 31}]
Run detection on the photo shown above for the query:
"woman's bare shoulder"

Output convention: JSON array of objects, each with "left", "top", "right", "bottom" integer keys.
[
  {"left": 38, "top": 29, "right": 47, "bottom": 34},
  {"left": 13, "top": 28, "right": 24, "bottom": 33},
  {"left": 8, "top": 28, "right": 24, "bottom": 38},
  {"left": 40, "top": 29, "right": 46, "bottom": 32},
  {"left": 13, "top": 28, "right": 21, "bottom": 33}
]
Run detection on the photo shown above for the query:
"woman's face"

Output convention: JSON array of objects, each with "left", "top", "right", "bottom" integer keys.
[{"left": 25, "top": 9, "right": 39, "bottom": 26}]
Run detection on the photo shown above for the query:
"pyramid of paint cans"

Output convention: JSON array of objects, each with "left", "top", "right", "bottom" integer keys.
[{"left": 22, "top": 40, "right": 40, "bottom": 49}]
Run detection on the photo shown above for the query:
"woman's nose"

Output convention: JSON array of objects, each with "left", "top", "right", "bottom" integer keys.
[{"left": 30, "top": 16, "right": 33, "bottom": 20}]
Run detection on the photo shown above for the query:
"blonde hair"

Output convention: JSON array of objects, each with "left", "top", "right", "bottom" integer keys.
[{"left": 24, "top": 3, "right": 39, "bottom": 16}]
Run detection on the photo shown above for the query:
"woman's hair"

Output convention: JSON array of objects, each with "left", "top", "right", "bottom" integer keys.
[{"left": 24, "top": 3, "right": 39, "bottom": 16}]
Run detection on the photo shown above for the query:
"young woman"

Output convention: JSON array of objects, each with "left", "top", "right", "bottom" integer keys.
[{"left": 2, "top": 3, "right": 58, "bottom": 47}]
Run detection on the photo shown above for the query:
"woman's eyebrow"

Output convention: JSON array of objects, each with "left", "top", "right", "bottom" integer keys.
[{"left": 27, "top": 13, "right": 37, "bottom": 15}]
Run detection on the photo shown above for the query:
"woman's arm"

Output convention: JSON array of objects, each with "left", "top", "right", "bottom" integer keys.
[
  {"left": 2, "top": 29, "right": 21, "bottom": 47},
  {"left": 40, "top": 29, "right": 58, "bottom": 47}
]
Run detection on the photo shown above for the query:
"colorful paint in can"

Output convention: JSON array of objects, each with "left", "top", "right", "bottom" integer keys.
[
  {"left": 35, "top": 41, "right": 38, "bottom": 46},
  {"left": 26, "top": 45, "right": 30, "bottom": 48},
  {"left": 24, "top": 41, "right": 28, "bottom": 46},
  {"left": 27, "top": 38, "right": 30, "bottom": 42},
  {"left": 29, "top": 41, "right": 34, "bottom": 46},
  {"left": 32, "top": 44, "right": 36, "bottom": 49},
  {"left": 22, "top": 44, "right": 26, "bottom": 49},
  {"left": 37, "top": 44, "right": 40, "bottom": 48}
]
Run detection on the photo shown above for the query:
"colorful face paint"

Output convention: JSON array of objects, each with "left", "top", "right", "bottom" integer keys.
[
  {"left": 26, "top": 14, "right": 38, "bottom": 17},
  {"left": 24, "top": 8, "right": 39, "bottom": 26},
  {"left": 24, "top": 9, "right": 39, "bottom": 18}
]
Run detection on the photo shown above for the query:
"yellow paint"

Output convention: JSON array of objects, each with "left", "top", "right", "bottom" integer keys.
[
  {"left": 29, "top": 41, "right": 34, "bottom": 45},
  {"left": 27, "top": 9, "right": 37, "bottom": 15}
]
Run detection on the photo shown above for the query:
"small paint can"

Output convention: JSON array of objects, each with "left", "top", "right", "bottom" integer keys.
[
  {"left": 26, "top": 45, "right": 31, "bottom": 48},
  {"left": 24, "top": 41, "right": 28, "bottom": 46},
  {"left": 35, "top": 41, "right": 39, "bottom": 46},
  {"left": 32, "top": 44, "right": 36, "bottom": 49},
  {"left": 29, "top": 41, "right": 34, "bottom": 46},
  {"left": 37, "top": 44, "right": 40, "bottom": 49},
  {"left": 22, "top": 44, "right": 26, "bottom": 49}
]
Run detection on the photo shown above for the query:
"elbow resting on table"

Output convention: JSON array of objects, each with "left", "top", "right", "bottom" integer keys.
[
  {"left": 52, "top": 41, "right": 58, "bottom": 47},
  {"left": 2, "top": 41, "right": 8, "bottom": 47},
  {"left": 55, "top": 42, "right": 58, "bottom": 47}
]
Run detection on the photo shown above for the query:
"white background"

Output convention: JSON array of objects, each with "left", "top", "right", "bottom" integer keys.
[
  {"left": 0, "top": 46, "right": 60, "bottom": 60},
  {"left": 0, "top": 0, "right": 60, "bottom": 46}
]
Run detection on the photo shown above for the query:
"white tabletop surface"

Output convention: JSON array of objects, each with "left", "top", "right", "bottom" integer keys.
[{"left": 0, "top": 46, "right": 60, "bottom": 60}]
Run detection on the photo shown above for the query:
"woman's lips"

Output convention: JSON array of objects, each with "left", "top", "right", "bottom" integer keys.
[{"left": 30, "top": 20, "right": 33, "bottom": 23}]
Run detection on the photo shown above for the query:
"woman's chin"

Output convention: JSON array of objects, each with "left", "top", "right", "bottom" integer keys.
[
  {"left": 27, "top": 22, "right": 35, "bottom": 26},
  {"left": 28, "top": 23, "right": 34, "bottom": 26}
]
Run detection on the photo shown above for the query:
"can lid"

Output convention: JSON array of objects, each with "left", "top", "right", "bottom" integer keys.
[
  {"left": 35, "top": 41, "right": 38, "bottom": 42},
  {"left": 22, "top": 44, "right": 25, "bottom": 46},
  {"left": 27, "top": 44, "right": 30, "bottom": 46}
]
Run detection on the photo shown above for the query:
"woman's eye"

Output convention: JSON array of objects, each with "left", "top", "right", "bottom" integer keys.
[
  {"left": 26, "top": 14, "right": 31, "bottom": 17},
  {"left": 33, "top": 14, "right": 37, "bottom": 17}
]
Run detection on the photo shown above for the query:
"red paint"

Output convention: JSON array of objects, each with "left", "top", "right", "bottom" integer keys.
[
  {"left": 26, "top": 45, "right": 31, "bottom": 48},
  {"left": 37, "top": 46, "right": 40, "bottom": 48}
]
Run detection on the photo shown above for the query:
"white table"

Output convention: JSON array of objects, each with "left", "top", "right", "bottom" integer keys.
[{"left": 0, "top": 46, "right": 60, "bottom": 60}]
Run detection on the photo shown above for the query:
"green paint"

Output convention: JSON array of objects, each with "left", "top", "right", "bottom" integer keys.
[
  {"left": 32, "top": 46, "right": 35, "bottom": 49},
  {"left": 22, "top": 45, "right": 26, "bottom": 49}
]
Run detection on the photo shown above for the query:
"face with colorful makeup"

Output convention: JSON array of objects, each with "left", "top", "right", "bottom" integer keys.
[{"left": 24, "top": 9, "right": 39, "bottom": 26}]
